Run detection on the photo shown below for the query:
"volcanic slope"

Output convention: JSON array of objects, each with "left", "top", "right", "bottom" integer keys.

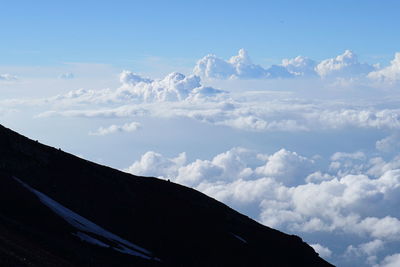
[{"left": 0, "top": 124, "right": 334, "bottom": 266}]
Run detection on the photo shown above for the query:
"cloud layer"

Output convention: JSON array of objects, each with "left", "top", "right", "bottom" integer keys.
[
  {"left": 5, "top": 49, "right": 400, "bottom": 137},
  {"left": 124, "top": 146, "right": 400, "bottom": 266},
  {"left": 36, "top": 83, "right": 400, "bottom": 134}
]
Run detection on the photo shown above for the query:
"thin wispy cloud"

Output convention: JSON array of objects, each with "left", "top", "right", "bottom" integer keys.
[
  {"left": 89, "top": 121, "right": 141, "bottom": 136},
  {"left": 0, "top": 73, "right": 17, "bottom": 81}
]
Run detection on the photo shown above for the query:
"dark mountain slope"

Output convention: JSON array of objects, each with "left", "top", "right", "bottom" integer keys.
[{"left": 0, "top": 124, "right": 334, "bottom": 266}]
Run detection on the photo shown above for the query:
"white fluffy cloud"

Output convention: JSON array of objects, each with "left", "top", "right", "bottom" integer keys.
[
  {"left": 119, "top": 70, "right": 153, "bottom": 85},
  {"left": 194, "top": 49, "right": 380, "bottom": 80},
  {"left": 50, "top": 71, "right": 226, "bottom": 105},
  {"left": 315, "top": 50, "right": 374, "bottom": 78},
  {"left": 193, "top": 54, "right": 237, "bottom": 79},
  {"left": 368, "top": 53, "right": 400, "bottom": 83},
  {"left": 124, "top": 151, "right": 186, "bottom": 179},
  {"left": 346, "top": 239, "right": 385, "bottom": 266},
  {"left": 89, "top": 121, "right": 141, "bottom": 136},
  {"left": 347, "top": 239, "right": 384, "bottom": 257},
  {"left": 194, "top": 49, "right": 293, "bottom": 79},
  {"left": 311, "top": 243, "right": 333, "bottom": 258},
  {"left": 379, "top": 253, "right": 400, "bottom": 267},
  {"left": 118, "top": 71, "right": 204, "bottom": 102},
  {"left": 125, "top": 147, "right": 315, "bottom": 188},
  {"left": 255, "top": 149, "right": 315, "bottom": 186},
  {"left": 124, "top": 146, "right": 400, "bottom": 266},
  {"left": 281, "top": 56, "right": 317, "bottom": 77}
]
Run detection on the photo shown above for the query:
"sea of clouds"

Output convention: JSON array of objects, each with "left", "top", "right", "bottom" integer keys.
[{"left": 2, "top": 49, "right": 400, "bottom": 266}]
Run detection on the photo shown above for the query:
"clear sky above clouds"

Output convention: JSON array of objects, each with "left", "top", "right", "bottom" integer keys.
[
  {"left": 2, "top": 1, "right": 400, "bottom": 267},
  {"left": 1, "top": 0, "right": 400, "bottom": 67}
]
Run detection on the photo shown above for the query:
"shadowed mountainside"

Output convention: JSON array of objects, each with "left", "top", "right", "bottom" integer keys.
[{"left": 0, "top": 124, "right": 334, "bottom": 266}]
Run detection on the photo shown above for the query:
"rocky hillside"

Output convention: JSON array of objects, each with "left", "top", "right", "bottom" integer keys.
[{"left": 0, "top": 124, "right": 334, "bottom": 266}]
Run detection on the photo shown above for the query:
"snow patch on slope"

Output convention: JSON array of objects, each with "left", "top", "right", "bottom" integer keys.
[
  {"left": 231, "top": 232, "right": 248, "bottom": 244},
  {"left": 13, "top": 177, "right": 160, "bottom": 261}
]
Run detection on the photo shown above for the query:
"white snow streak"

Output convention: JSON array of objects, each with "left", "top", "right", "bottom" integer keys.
[
  {"left": 231, "top": 232, "right": 248, "bottom": 244},
  {"left": 13, "top": 177, "right": 160, "bottom": 261}
]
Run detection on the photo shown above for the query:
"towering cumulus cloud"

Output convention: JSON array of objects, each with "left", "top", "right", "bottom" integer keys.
[
  {"left": 194, "top": 49, "right": 294, "bottom": 79},
  {"left": 315, "top": 50, "right": 374, "bottom": 78},
  {"left": 368, "top": 53, "right": 400, "bottom": 83},
  {"left": 281, "top": 56, "right": 317, "bottom": 77},
  {"left": 194, "top": 49, "right": 377, "bottom": 80},
  {"left": 119, "top": 71, "right": 203, "bottom": 102},
  {"left": 118, "top": 71, "right": 227, "bottom": 102},
  {"left": 194, "top": 49, "right": 269, "bottom": 79}
]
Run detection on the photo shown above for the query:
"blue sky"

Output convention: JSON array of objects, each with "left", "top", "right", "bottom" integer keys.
[
  {"left": 2, "top": 0, "right": 400, "bottom": 67},
  {"left": 2, "top": 1, "right": 400, "bottom": 266}
]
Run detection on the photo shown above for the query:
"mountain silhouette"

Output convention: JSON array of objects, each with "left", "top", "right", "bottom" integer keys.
[{"left": 0, "top": 124, "right": 334, "bottom": 266}]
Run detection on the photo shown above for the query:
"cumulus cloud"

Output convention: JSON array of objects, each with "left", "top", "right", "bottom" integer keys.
[
  {"left": 228, "top": 49, "right": 279, "bottom": 78},
  {"left": 124, "top": 147, "right": 400, "bottom": 266},
  {"left": 194, "top": 49, "right": 293, "bottom": 79},
  {"left": 311, "top": 243, "right": 332, "bottom": 258},
  {"left": 281, "top": 56, "right": 317, "bottom": 77},
  {"left": 119, "top": 70, "right": 153, "bottom": 85},
  {"left": 194, "top": 49, "right": 381, "bottom": 80},
  {"left": 118, "top": 71, "right": 204, "bottom": 102},
  {"left": 89, "top": 121, "right": 141, "bottom": 136},
  {"left": 346, "top": 239, "right": 385, "bottom": 266},
  {"left": 368, "top": 53, "right": 400, "bottom": 83},
  {"left": 358, "top": 216, "right": 400, "bottom": 241},
  {"left": 305, "top": 171, "right": 334, "bottom": 183},
  {"left": 124, "top": 151, "right": 186, "bottom": 179},
  {"left": 315, "top": 50, "right": 375, "bottom": 78},
  {"left": 193, "top": 54, "right": 236, "bottom": 79},
  {"left": 379, "top": 253, "right": 400, "bottom": 267},
  {"left": 125, "top": 147, "right": 400, "bottom": 234},
  {"left": 50, "top": 71, "right": 226, "bottom": 105},
  {"left": 255, "top": 149, "right": 315, "bottom": 186},
  {"left": 0, "top": 73, "right": 18, "bottom": 81},
  {"left": 346, "top": 239, "right": 384, "bottom": 257},
  {"left": 126, "top": 147, "right": 255, "bottom": 187}
]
